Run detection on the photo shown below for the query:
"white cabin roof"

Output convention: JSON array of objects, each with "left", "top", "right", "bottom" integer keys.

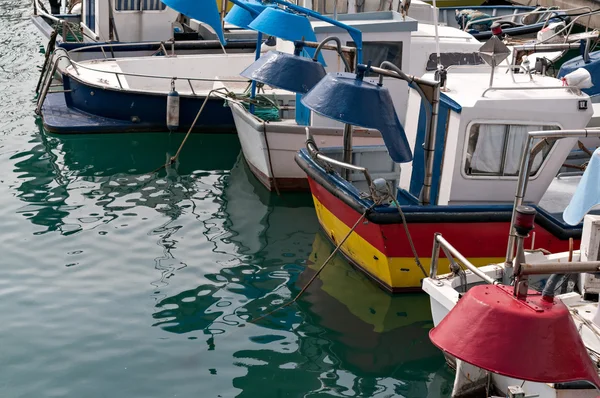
[
  {"left": 429, "top": 66, "right": 585, "bottom": 108},
  {"left": 413, "top": 24, "right": 478, "bottom": 42}
]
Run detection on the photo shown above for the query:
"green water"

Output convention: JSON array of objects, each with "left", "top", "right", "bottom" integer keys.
[{"left": 1, "top": 2, "right": 455, "bottom": 396}]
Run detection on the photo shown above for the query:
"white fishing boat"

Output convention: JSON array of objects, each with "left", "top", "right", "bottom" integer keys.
[{"left": 422, "top": 130, "right": 600, "bottom": 397}]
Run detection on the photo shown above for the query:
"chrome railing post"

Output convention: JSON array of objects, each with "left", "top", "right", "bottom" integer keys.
[{"left": 430, "top": 233, "right": 441, "bottom": 278}]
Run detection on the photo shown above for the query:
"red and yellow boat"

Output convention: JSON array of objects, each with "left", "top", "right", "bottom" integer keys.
[{"left": 295, "top": 60, "right": 594, "bottom": 293}]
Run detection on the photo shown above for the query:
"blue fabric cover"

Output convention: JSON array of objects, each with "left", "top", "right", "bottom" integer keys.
[
  {"left": 162, "top": 0, "right": 225, "bottom": 45},
  {"left": 563, "top": 147, "right": 600, "bottom": 225},
  {"left": 224, "top": 1, "right": 266, "bottom": 29}
]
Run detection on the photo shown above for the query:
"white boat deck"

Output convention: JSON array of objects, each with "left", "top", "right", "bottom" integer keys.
[{"left": 66, "top": 53, "right": 256, "bottom": 96}]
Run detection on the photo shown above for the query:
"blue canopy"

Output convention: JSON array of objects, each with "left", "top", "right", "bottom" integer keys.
[{"left": 162, "top": 0, "right": 226, "bottom": 45}]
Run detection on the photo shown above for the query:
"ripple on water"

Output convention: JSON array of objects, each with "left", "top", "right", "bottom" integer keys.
[{"left": 0, "top": 4, "right": 453, "bottom": 397}]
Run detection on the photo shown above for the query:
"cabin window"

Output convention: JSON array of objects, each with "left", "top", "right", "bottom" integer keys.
[
  {"left": 426, "top": 52, "right": 484, "bottom": 71},
  {"left": 465, "top": 124, "right": 558, "bottom": 177},
  {"left": 115, "top": 0, "right": 166, "bottom": 11},
  {"left": 347, "top": 41, "right": 403, "bottom": 76}
]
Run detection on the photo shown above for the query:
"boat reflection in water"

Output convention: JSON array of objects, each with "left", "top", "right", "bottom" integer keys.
[
  {"left": 293, "top": 231, "right": 451, "bottom": 395},
  {"left": 12, "top": 121, "right": 241, "bottom": 234},
  {"left": 13, "top": 125, "right": 453, "bottom": 395}
]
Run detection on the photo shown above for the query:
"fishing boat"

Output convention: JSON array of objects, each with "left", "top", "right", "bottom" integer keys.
[
  {"left": 229, "top": 10, "right": 485, "bottom": 191},
  {"left": 422, "top": 137, "right": 600, "bottom": 397},
  {"left": 294, "top": 37, "right": 595, "bottom": 292},
  {"left": 439, "top": 5, "right": 569, "bottom": 41},
  {"left": 34, "top": 0, "right": 377, "bottom": 134},
  {"left": 31, "top": 0, "right": 249, "bottom": 49}
]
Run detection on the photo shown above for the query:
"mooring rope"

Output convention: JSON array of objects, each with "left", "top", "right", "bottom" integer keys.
[
  {"left": 246, "top": 203, "right": 376, "bottom": 325},
  {"left": 390, "top": 195, "right": 428, "bottom": 278},
  {"left": 262, "top": 121, "right": 281, "bottom": 196}
]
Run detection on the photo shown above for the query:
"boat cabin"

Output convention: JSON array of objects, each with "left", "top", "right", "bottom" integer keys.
[
  {"left": 400, "top": 65, "right": 593, "bottom": 206},
  {"left": 79, "top": 0, "right": 179, "bottom": 43}
]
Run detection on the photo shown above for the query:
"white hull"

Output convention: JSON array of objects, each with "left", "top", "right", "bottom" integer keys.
[{"left": 230, "top": 102, "right": 383, "bottom": 191}]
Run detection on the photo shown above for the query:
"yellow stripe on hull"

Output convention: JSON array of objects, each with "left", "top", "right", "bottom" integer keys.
[{"left": 313, "top": 195, "right": 503, "bottom": 291}]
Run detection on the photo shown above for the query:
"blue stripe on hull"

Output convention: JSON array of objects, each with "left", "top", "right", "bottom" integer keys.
[{"left": 58, "top": 76, "right": 235, "bottom": 133}]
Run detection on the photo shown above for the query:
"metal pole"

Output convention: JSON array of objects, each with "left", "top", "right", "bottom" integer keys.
[
  {"left": 435, "top": 235, "right": 497, "bottom": 285},
  {"left": 342, "top": 124, "right": 353, "bottom": 180},
  {"left": 369, "top": 63, "right": 440, "bottom": 205},
  {"left": 430, "top": 233, "right": 442, "bottom": 278},
  {"left": 249, "top": 32, "right": 263, "bottom": 115},
  {"left": 512, "top": 43, "right": 581, "bottom": 52},
  {"left": 333, "top": 0, "right": 338, "bottom": 20},
  {"left": 421, "top": 77, "right": 440, "bottom": 205},
  {"left": 520, "top": 261, "right": 600, "bottom": 275},
  {"left": 513, "top": 236, "right": 529, "bottom": 298},
  {"left": 505, "top": 128, "right": 600, "bottom": 265},
  {"left": 504, "top": 135, "right": 533, "bottom": 265}
]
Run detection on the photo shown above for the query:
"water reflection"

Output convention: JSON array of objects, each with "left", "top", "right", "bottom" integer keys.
[
  {"left": 12, "top": 121, "right": 241, "bottom": 234},
  {"left": 152, "top": 157, "right": 319, "bottom": 335},
  {"left": 11, "top": 124, "right": 452, "bottom": 396},
  {"left": 229, "top": 231, "right": 453, "bottom": 397}
]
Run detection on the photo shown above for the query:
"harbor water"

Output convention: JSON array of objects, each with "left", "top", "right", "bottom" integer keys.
[{"left": 1, "top": 1, "right": 454, "bottom": 396}]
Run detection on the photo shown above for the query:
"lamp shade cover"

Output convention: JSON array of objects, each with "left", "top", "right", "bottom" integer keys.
[
  {"left": 224, "top": 1, "right": 266, "bottom": 29},
  {"left": 248, "top": 7, "right": 317, "bottom": 43},
  {"left": 301, "top": 72, "right": 413, "bottom": 163},
  {"left": 240, "top": 50, "right": 326, "bottom": 94},
  {"left": 430, "top": 284, "right": 600, "bottom": 388}
]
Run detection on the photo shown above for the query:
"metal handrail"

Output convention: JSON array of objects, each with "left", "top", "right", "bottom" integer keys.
[
  {"left": 538, "top": 8, "right": 600, "bottom": 44},
  {"left": 462, "top": 7, "right": 566, "bottom": 33},
  {"left": 430, "top": 233, "right": 498, "bottom": 284},
  {"left": 305, "top": 128, "right": 373, "bottom": 187},
  {"left": 506, "top": 128, "right": 600, "bottom": 265},
  {"left": 34, "top": 0, "right": 65, "bottom": 23},
  {"left": 520, "top": 261, "right": 600, "bottom": 275},
  {"left": 65, "top": 39, "right": 197, "bottom": 54},
  {"left": 33, "top": 0, "right": 82, "bottom": 43},
  {"left": 481, "top": 85, "right": 580, "bottom": 97},
  {"left": 62, "top": 55, "right": 249, "bottom": 92}
]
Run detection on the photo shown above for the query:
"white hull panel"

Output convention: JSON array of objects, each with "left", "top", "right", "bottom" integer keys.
[{"left": 231, "top": 102, "right": 384, "bottom": 191}]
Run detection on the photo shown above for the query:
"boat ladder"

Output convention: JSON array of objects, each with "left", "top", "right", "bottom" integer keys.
[{"left": 35, "top": 48, "right": 75, "bottom": 116}]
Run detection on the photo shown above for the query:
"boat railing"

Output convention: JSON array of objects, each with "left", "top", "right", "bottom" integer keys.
[
  {"left": 430, "top": 233, "right": 498, "bottom": 284},
  {"left": 481, "top": 85, "right": 580, "bottom": 97},
  {"left": 537, "top": 9, "right": 600, "bottom": 46},
  {"left": 33, "top": 0, "right": 82, "bottom": 43},
  {"left": 305, "top": 127, "right": 373, "bottom": 187},
  {"left": 66, "top": 40, "right": 234, "bottom": 58},
  {"left": 461, "top": 7, "right": 575, "bottom": 34},
  {"left": 79, "top": 22, "right": 100, "bottom": 42},
  {"left": 430, "top": 233, "right": 600, "bottom": 283},
  {"left": 60, "top": 54, "right": 249, "bottom": 94}
]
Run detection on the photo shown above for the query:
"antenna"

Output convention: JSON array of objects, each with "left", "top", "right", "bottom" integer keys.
[{"left": 431, "top": 0, "right": 441, "bottom": 68}]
